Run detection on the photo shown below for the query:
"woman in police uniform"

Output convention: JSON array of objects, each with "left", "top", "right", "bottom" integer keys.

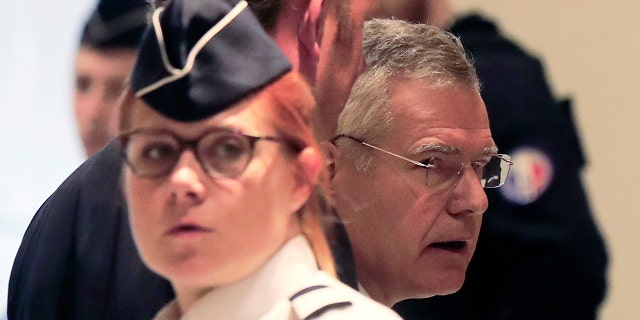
[{"left": 118, "top": 0, "right": 402, "bottom": 319}]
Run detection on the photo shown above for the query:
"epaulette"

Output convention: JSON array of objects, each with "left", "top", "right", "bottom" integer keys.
[{"left": 289, "top": 285, "right": 353, "bottom": 320}]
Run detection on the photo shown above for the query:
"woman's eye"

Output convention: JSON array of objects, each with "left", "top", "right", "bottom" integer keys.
[
  {"left": 215, "top": 140, "right": 245, "bottom": 160},
  {"left": 219, "top": 143, "right": 241, "bottom": 158},
  {"left": 142, "top": 143, "right": 175, "bottom": 160},
  {"left": 201, "top": 136, "right": 247, "bottom": 162}
]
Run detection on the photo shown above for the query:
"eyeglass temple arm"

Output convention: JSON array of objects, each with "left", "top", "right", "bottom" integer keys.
[
  {"left": 496, "top": 154, "right": 514, "bottom": 165},
  {"left": 332, "top": 134, "right": 432, "bottom": 169}
]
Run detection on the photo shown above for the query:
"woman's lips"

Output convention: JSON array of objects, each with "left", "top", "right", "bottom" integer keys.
[{"left": 167, "top": 224, "right": 212, "bottom": 236}]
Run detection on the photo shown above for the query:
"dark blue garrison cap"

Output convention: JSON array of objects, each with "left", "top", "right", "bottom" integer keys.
[
  {"left": 130, "top": 0, "right": 292, "bottom": 122},
  {"left": 81, "top": 0, "right": 149, "bottom": 49}
]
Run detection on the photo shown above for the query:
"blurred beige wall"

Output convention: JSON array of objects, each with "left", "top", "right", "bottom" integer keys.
[{"left": 449, "top": 1, "right": 640, "bottom": 319}]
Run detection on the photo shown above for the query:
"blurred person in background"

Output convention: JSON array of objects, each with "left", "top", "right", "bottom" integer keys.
[
  {"left": 73, "top": 0, "right": 148, "bottom": 157},
  {"left": 375, "top": 1, "right": 608, "bottom": 319}
]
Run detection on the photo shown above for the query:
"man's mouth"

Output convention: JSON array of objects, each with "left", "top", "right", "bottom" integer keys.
[{"left": 429, "top": 241, "right": 467, "bottom": 251}]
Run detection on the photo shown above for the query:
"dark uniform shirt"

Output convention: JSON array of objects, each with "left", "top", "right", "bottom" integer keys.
[{"left": 393, "top": 14, "right": 608, "bottom": 320}]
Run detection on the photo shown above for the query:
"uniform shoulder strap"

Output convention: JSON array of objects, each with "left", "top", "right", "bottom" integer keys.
[{"left": 289, "top": 285, "right": 353, "bottom": 320}]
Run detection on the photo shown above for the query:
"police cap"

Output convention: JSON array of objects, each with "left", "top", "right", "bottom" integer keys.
[
  {"left": 80, "top": 0, "right": 149, "bottom": 49},
  {"left": 130, "top": 0, "right": 292, "bottom": 122}
]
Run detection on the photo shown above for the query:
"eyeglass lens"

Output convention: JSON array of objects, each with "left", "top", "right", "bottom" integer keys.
[
  {"left": 480, "top": 154, "right": 512, "bottom": 188},
  {"left": 425, "top": 154, "right": 512, "bottom": 189},
  {"left": 122, "top": 130, "right": 258, "bottom": 179}
]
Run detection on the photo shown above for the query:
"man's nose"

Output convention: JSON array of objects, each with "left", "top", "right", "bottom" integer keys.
[{"left": 446, "top": 166, "right": 489, "bottom": 216}]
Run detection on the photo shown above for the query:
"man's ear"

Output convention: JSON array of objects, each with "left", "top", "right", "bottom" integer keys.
[{"left": 320, "top": 140, "right": 338, "bottom": 182}]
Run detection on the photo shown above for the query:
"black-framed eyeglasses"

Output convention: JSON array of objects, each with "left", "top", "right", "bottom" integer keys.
[
  {"left": 119, "top": 128, "right": 284, "bottom": 179},
  {"left": 333, "top": 134, "right": 513, "bottom": 189}
]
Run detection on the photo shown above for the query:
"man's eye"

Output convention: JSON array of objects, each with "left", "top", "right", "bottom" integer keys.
[
  {"left": 422, "top": 158, "right": 440, "bottom": 169},
  {"left": 105, "top": 80, "right": 126, "bottom": 102},
  {"left": 471, "top": 162, "right": 483, "bottom": 170},
  {"left": 472, "top": 157, "right": 492, "bottom": 169},
  {"left": 76, "top": 76, "right": 92, "bottom": 94}
]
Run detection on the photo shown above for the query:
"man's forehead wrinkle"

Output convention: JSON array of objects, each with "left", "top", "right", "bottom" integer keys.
[{"left": 391, "top": 100, "right": 435, "bottom": 126}]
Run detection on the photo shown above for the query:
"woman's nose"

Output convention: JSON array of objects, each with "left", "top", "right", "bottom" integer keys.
[{"left": 167, "top": 151, "right": 207, "bottom": 205}]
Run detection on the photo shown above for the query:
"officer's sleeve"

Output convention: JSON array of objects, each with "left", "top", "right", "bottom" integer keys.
[
  {"left": 8, "top": 140, "right": 174, "bottom": 320},
  {"left": 8, "top": 154, "right": 85, "bottom": 319}
]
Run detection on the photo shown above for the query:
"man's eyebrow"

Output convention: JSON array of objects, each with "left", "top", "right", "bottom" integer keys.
[
  {"left": 409, "top": 143, "right": 499, "bottom": 156},
  {"left": 410, "top": 142, "right": 459, "bottom": 156},
  {"left": 483, "top": 146, "right": 500, "bottom": 155}
]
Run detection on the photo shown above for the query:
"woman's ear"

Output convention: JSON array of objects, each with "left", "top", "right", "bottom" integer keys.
[
  {"left": 297, "top": 146, "right": 321, "bottom": 187},
  {"left": 289, "top": 146, "right": 321, "bottom": 212}
]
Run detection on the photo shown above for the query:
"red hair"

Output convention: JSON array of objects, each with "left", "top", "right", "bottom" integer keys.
[{"left": 255, "top": 71, "right": 337, "bottom": 277}]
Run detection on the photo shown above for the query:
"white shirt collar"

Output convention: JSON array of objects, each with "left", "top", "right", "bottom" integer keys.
[
  {"left": 153, "top": 235, "right": 318, "bottom": 320},
  {"left": 357, "top": 282, "right": 371, "bottom": 299}
]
